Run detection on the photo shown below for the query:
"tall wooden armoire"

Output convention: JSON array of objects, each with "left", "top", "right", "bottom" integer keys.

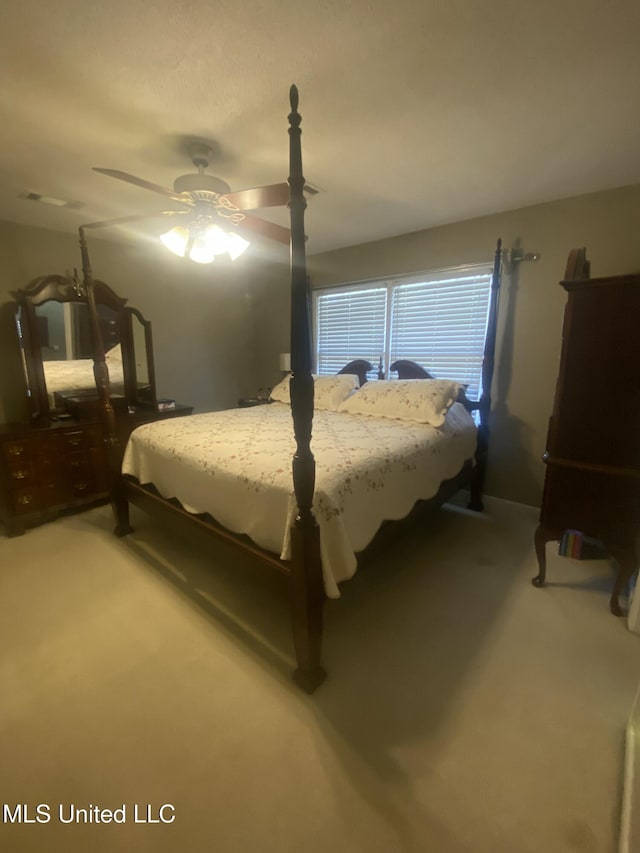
[{"left": 533, "top": 263, "right": 640, "bottom": 614}]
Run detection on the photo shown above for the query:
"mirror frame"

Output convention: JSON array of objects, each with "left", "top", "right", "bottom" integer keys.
[
  {"left": 121, "top": 306, "right": 158, "bottom": 408},
  {"left": 12, "top": 274, "right": 157, "bottom": 421}
]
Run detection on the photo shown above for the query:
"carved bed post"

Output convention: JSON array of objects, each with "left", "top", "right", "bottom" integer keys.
[
  {"left": 287, "top": 85, "right": 326, "bottom": 692},
  {"left": 78, "top": 227, "right": 124, "bottom": 522},
  {"left": 469, "top": 237, "right": 502, "bottom": 512}
]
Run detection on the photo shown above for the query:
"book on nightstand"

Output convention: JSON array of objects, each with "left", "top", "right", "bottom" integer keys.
[{"left": 157, "top": 399, "right": 176, "bottom": 411}]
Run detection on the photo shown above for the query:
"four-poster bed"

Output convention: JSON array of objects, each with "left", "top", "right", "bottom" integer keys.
[{"left": 79, "top": 86, "right": 503, "bottom": 692}]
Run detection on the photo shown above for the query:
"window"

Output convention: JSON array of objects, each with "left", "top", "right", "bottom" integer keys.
[
  {"left": 314, "top": 263, "right": 493, "bottom": 399},
  {"left": 314, "top": 285, "right": 387, "bottom": 378}
]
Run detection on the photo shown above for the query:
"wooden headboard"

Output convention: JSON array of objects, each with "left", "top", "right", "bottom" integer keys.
[
  {"left": 337, "top": 357, "right": 385, "bottom": 386},
  {"left": 389, "top": 359, "right": 435, "bottom": 380},
  {"left": 337, "top": 359, "right": 375, "bottom": 387}
]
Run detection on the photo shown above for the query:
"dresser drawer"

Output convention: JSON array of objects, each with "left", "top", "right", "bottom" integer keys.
[
  {"left": 67, "top": 450, "right": 92, "bottom": 474},
  {"left": 61, "top": 430, "right": 87, "bottom": 450},
  {"left": 541, "top": 466, "right": 640, "bottom": 546},
  {"left": 35, "top": 452, "right": 61, "bottom": 484},
  {"left": 70, "top": 477, "right": 96, "bottom": 498},
  {"left": 68, "top": 452, "right": 94, "bottom": 487},
  {"left": 3, "top": 439, "right": 31, "bottom": 463},
  {"left": 11, "top": 485, "right": 43, "bottom": 515},
  {"left": 7, "top": 460, "right": 37, "bottom": 487},
  {"left": 35, "top": 433, "right": 63, "bottom": 457}
]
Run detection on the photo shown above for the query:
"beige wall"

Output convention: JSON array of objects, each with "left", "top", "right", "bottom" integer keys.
[
  {"left": 0, "top": 219, "right": 260, "bottom": 423},
  {"left": 249, "top": 259, "right": 292, "bottom": 395},
  {"left": 306, "top": 184, "right": 640, "bottom": 506}
]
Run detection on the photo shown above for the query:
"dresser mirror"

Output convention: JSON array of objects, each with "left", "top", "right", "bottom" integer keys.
[
  {"left": 125, "top": 306, "right": 156, "bottom": 406},
  {"left": 13, "top": 275, "right": 157, "bottom": 421}
]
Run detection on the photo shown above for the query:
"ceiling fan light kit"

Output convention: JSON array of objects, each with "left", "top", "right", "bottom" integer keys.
[{"left": 160, "top": 222, "right": 250, "bottom": 264}]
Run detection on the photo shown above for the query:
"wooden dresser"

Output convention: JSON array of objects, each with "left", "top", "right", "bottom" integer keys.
[
  {"left": 533, "top": 272, "right": 640, "bottom": 614},
  {"left": 4, "top": 273, "right": 195, "bottom": 536},
  {"left": 0, "top": 419, "right": 108, "bottom": 537},
  {"left": 0, "top": 405, "right": 193, "bottom": 537}
]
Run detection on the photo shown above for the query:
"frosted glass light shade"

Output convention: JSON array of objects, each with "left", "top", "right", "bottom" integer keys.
[
  {"left": 226, "top": 231, "right": 251, "bottom": 260},
  {"left": 202, "top": 224, "right": 230, "bottom": 256},
  {"left": 160, "top": 226, "right": 189, "bottom": 257},
  {"left": 189, "top": 243, "right": 216, "bottom": 264},
  {"left": 160, "top": 224, "right": 250, "bottom": 264}
]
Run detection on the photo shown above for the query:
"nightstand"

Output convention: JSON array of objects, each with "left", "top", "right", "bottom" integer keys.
[{"left": 115, "top": 404, "right": 194, "bottom": 462}]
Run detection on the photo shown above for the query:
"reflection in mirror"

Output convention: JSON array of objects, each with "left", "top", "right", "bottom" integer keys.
[
  {"left": 12, "top": 275, "right": 157, "bottom": 421},
  {"left": 132, "top": 313, "right": 149, "bottom": 385},
  {"left": 15, "top": 305, "right": 34, "bottom": 408},
  {"left": 33, "top": 301, "right": 126, "bottom": 410},
  {"left": 35, "top": 301, "right": 68, "bottom": 360}
]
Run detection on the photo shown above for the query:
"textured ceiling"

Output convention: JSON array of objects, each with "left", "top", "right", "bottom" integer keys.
[{"left": 0, "top": 0, "right": 639, "bottom": 255}]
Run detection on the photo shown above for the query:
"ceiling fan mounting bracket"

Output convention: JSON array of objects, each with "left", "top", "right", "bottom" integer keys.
[{"left": 186, "top": 141, "right": 215, "bottom": 170}]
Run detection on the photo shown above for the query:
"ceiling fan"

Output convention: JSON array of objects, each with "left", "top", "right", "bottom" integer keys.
[{"left": 92, "top": 141, "right": 314, "bottom": 263}]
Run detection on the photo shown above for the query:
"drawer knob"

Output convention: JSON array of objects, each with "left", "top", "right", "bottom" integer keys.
[
  {"left": 68, "top": 436, "right": 83, "bottom": 446},
  {"left": 11, "top": 469, "right": 28, "bottom": 480},
  {"left": 17, "top": 494, "right": 33, "bottom": 506},
  {"left": 9, "top": 445, "right": 25, "bottom": 457},
  {"left": 75, "top": 482, "right": 89, "bottom": 491}
]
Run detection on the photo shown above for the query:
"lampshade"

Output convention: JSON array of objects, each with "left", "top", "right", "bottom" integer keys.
[
  {"left": 279, "top": 352, "right": 291, "bottom": 372},
  {"left": 160, "top": 223, "right": 250, "bottom": 264}
]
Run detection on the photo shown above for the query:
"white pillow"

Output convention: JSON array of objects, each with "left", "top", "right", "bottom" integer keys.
[
  {"left": 337, "top": 379, "right": 461, "bottom": 426},
  {"left": 269, "top": 373, "right": 359, "bottom": 411}
]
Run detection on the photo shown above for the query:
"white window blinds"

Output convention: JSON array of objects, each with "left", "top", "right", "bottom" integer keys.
[
  {"left": 389, "top": 272, "right": 492, "bottom": 400},
  {"left": 314, "top": 263, "right": 493, "bottom": 400},
  {"left": 315, "top": 286, "right": 387, "bottom": 377}
]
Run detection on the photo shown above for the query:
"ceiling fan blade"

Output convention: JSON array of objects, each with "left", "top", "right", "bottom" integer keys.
[
  {"left": 221, "top": 182, "right": 291, "bottom": 210},
  {"left": 81, "top": 210, "right": 188, "bottom": 230},
  {"left": 93, "top": 168, "right": 192, "bottom": 205},
  {"left": 233, "top": 213, "right": 292, "bottom": 245}
]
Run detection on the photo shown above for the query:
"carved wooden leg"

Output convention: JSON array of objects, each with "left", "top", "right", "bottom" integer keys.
[
  {"left": 608, "top": 545, "right": 638, "bottom": 616},
  {"left": 112, "top": 494, "right": 133, "bottom": 537},
  {"left": 289, "top": 518, "right": 327, "bottom": 693},
  {"left": 532, "top": 524, "right": 552, "bottom": 587}
]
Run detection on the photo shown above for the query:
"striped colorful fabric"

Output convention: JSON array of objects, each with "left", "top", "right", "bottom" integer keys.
[{"left": 559, "top": 529, "right": 583, "bottom": 558}]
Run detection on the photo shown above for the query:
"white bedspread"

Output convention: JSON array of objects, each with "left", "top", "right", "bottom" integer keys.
[{"left": 122, "top": 402, "right": 477, "bottom": 598}]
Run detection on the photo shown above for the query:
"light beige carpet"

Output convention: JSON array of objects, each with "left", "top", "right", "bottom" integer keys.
[{"left": 1, "top": 497, "right": 639, "bottom": 853}]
